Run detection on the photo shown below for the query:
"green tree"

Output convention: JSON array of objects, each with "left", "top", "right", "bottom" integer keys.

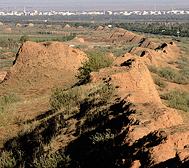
[{"left": 19, "top": 34, "right": 29, "bottom": 44}]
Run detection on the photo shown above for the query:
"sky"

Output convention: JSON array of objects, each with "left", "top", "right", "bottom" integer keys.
[
  {"left": 1, "top": 0, "right": 189, "bottom": 3},
  {"left": 0, "top": 0, "right": 189, "bottom": 11}
]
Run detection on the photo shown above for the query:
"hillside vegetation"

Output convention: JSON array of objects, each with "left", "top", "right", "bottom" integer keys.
[{"left": 1, "top": 21, "right": 189, "bottom": 167}]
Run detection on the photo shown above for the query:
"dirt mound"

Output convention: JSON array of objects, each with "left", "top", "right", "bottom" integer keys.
[
  {"left": 140, "top": 38, "right": 159, "bottom": 49},
  {"left": 0, "top": 71, "right": 7, "bottom": 81},
  {"left": 77, "top": 26, "right": 83, "bottom": 29},
  {"left": 16, "top": 23, "right": 22, "bottom": 27},
  {"left": 0, "top": 22, "right": 3, "bottom": 26},
  {"left": 27, "top": 23, "right": 34, "bottom": 27},
  {"left": 129, "top": 44, "right": 181, "bottom": 66},
  {"left": 46, "top": 25, "right": 52, "bottom": 28},
  {"left": 89, "top": 56, "right": 183, "bottom": 146},
  {"left": 111, "top": 27, "right": 119, "bottom": 32},
  {"left": 63, "top": 24, "right": 71, "bottom": 29},
  {"left": 90, "top": 56, "right": 161, "bottom": 103},
  {"left": 4, "top": 28, "right": 11, "bottom": 31},
  {"left": 103, "top": 26, "right": 110, "bottom": 30},
  {"left": 75, "top": 38, "right": 84, "bottom": 43},
  {"left": 95, "top": 26, "right": 104, "bottom": 30},
  {"left": 1, "top": 41, "right": 86, "bottom": 96},
  {"left": 117, "top": 28, "right": 127, "bottom": 32},
  {"left": 109, "top": 31, "right": 143, "bottom": 44}
]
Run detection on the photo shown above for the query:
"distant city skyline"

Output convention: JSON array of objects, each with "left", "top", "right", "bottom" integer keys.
[{"left": 0, "top": 1, "right": 189, "bottom": 11}]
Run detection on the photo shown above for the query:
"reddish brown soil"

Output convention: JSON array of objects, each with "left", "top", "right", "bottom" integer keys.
[{"left": 1, "top": 27, "right": 189, "bottom": 167}]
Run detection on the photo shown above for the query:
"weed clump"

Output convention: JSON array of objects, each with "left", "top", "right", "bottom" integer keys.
[
  {"left": 158, "top": 67, "right": 188, "bottom": 84},
  {"left": 34, "top": 152, "right": 71, "bottom": 168},
  {"left": 0, "top": 93, "right": 22, "bottom": 126},
  {"left": 50, "top": 83, "right": 115, "bottom": 113},
  {"left": 153, "top": 77, "right": 168, "bottom": 88},
  {"left": 77, "top": 53, "right": 114, "bottom": 82},
  {"left": 179, "top": 67, "right": 189, "bottom": 79},
  {"left": 50, "top": 87, "right": 82, "bottom": 111},
  {"left": 0, "top": 150, "right": 17, "bottom": 168},
  {"left": 160, "top": 88, "right": 189, "bottom": 112},
  {"left": 89, "top": 128, "right": 115, "bottom": 144},
  {"left": 147, "top": 65, "right": 158, "bottom": 73}
]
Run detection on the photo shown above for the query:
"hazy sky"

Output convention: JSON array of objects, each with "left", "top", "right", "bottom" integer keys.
[
  {"left": 1, "top": 0, "right": 189, "bottom": 3},
  {"left": 1, "top": 0, "right": 189, "bottom": 11}
]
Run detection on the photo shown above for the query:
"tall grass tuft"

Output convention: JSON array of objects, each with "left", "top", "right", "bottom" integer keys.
[{"left": 0, "top": 93, "right": 22, "bottom": 126}]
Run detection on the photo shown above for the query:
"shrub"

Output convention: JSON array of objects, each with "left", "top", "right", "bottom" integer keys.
[
  {"left": 160, "top": 89, "right": 189, "bottom": 112},
  {"left": 168, "top": 61, "right": 175, "bottom": 65},
  {"left": 0, "top": 151, "right": 17, "bottom": 168},
  {"left": 176, "top": 56, "right": 189, "bottom": 69},
  {"left": 19, "top": 34, "right": 29, "bottom": 44},
  {"left": 50, "top": 87, "right": 82, "bottom": 111},
  {"left": 34, "top": 152, "right": 71, "bottom": 168},
  {"left": 147, "top": 65, "right": 158, "bottom": 74},
  {"left": 77, "top": 53, "right": 114, "bottom": 82},
  {"left": 97, "top": 84, "right": 115, "bottom": 103},
  {"left": 179, "top": 67, "right": 189, "bottom": 79},
  {"left": 43, "top": 41, "right": 52, "bottom": 47},
  {"left": 89, "top": 128, "right": 115, "bottom": 144},
  {"left": 0, "top": 93, "right": 22, "bottom": 126},
  {"left": 0, "top": 93, "right": 22, "bottom": 106},
  {"left": 153, "top": 77, "right": 168, "bottom": 88},
  {"left": 158, "top": 67, "right": 188, "bottom": 84}
]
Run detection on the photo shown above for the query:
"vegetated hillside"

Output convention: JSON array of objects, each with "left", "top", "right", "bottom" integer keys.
[{"left": 1, "top": 28, "right": 189, "bottom": 168}]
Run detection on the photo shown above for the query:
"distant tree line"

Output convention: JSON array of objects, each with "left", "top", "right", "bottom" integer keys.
[{"left": 36, "top": 33, "right": 76, "bottom": 43}]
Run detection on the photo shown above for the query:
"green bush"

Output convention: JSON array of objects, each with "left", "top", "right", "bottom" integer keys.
[
  {"left": 179, "top": 67, "right": 189, "bottom": 79},
  {"left": 0, "top": 151, "right": 17, "bottom": 168},
  {"left": 34, "top": 152, "right": 71, "bottom": 168},
  {"left": 160, "top": 89, "right": 189, "bottom": 112},
  {"left": 147, "top": 65, "right": 158, "bottom": 73},
  {"left": 19, "top": 34, "right": 29, "bottom": 44},
  {"left": 158, "top": 67, "right": 188, "bottom": 84},
  {"left": 153, "top": 77, "right": 168, "bottom": 88},
  {"left": 0, "top": 93, "right": 22, "bottom": 126},
  {"left": 168, "top": 61, "right": 175, "bottom": 65},
  {"left": 89, "top": 128, "right": 115, "bottom": 144},
  {"left": 176, "top": 56, "right": 189, "bottom": 69},
  {"left": 77, "top": 53, "right": 114, "bottom": 82},
  {"left": 97, "top": 84, "right": 115, "bottom": 103},
  {"left": 50, "top": 87, "right": 82, "bottom": 111}
]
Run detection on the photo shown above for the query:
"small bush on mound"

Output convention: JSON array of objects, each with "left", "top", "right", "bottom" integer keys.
[
  {"left": 89, "top": 128, "right": 115, "bottom": 144},
  {"left": 50, "top": 87, "right": 82, "bottom": 111},
  {"left": 0, "top": 150, "right": 23, "bottom": 168},
  {"left": 158, "top": 67, "right": 188, "bottom": 84},
  {"left": 179, "top": 67, "right": 189, "bottom": 79},
  {"left": 50, "top": 83, "right": 115, "bottom": 113},
  {"left": 34, "top": 152, "right": 71, "bottom": 168},
  {"left": 153, "top": 77, "right": 168, "bottom": 88},
  {"left": 97, "top": 84, "right": 115, "bottom": 103},
  {"left": 176, "top": 56, "right": 189, "bottom": 69},
  {"left": 147, "top": 65, "right": 158, "bottom": 74},
  {"left": 160, "top": 89, "right": 189, "bottom": 112},
  {"left": 168, "top": 61, "right": 175, "bottom": 65},
  {"left": 176, "top": 60, "right": 188, "bottom": 69},
  {"left": 77, "top": 53, "right": 114, "bottom": 82}
]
